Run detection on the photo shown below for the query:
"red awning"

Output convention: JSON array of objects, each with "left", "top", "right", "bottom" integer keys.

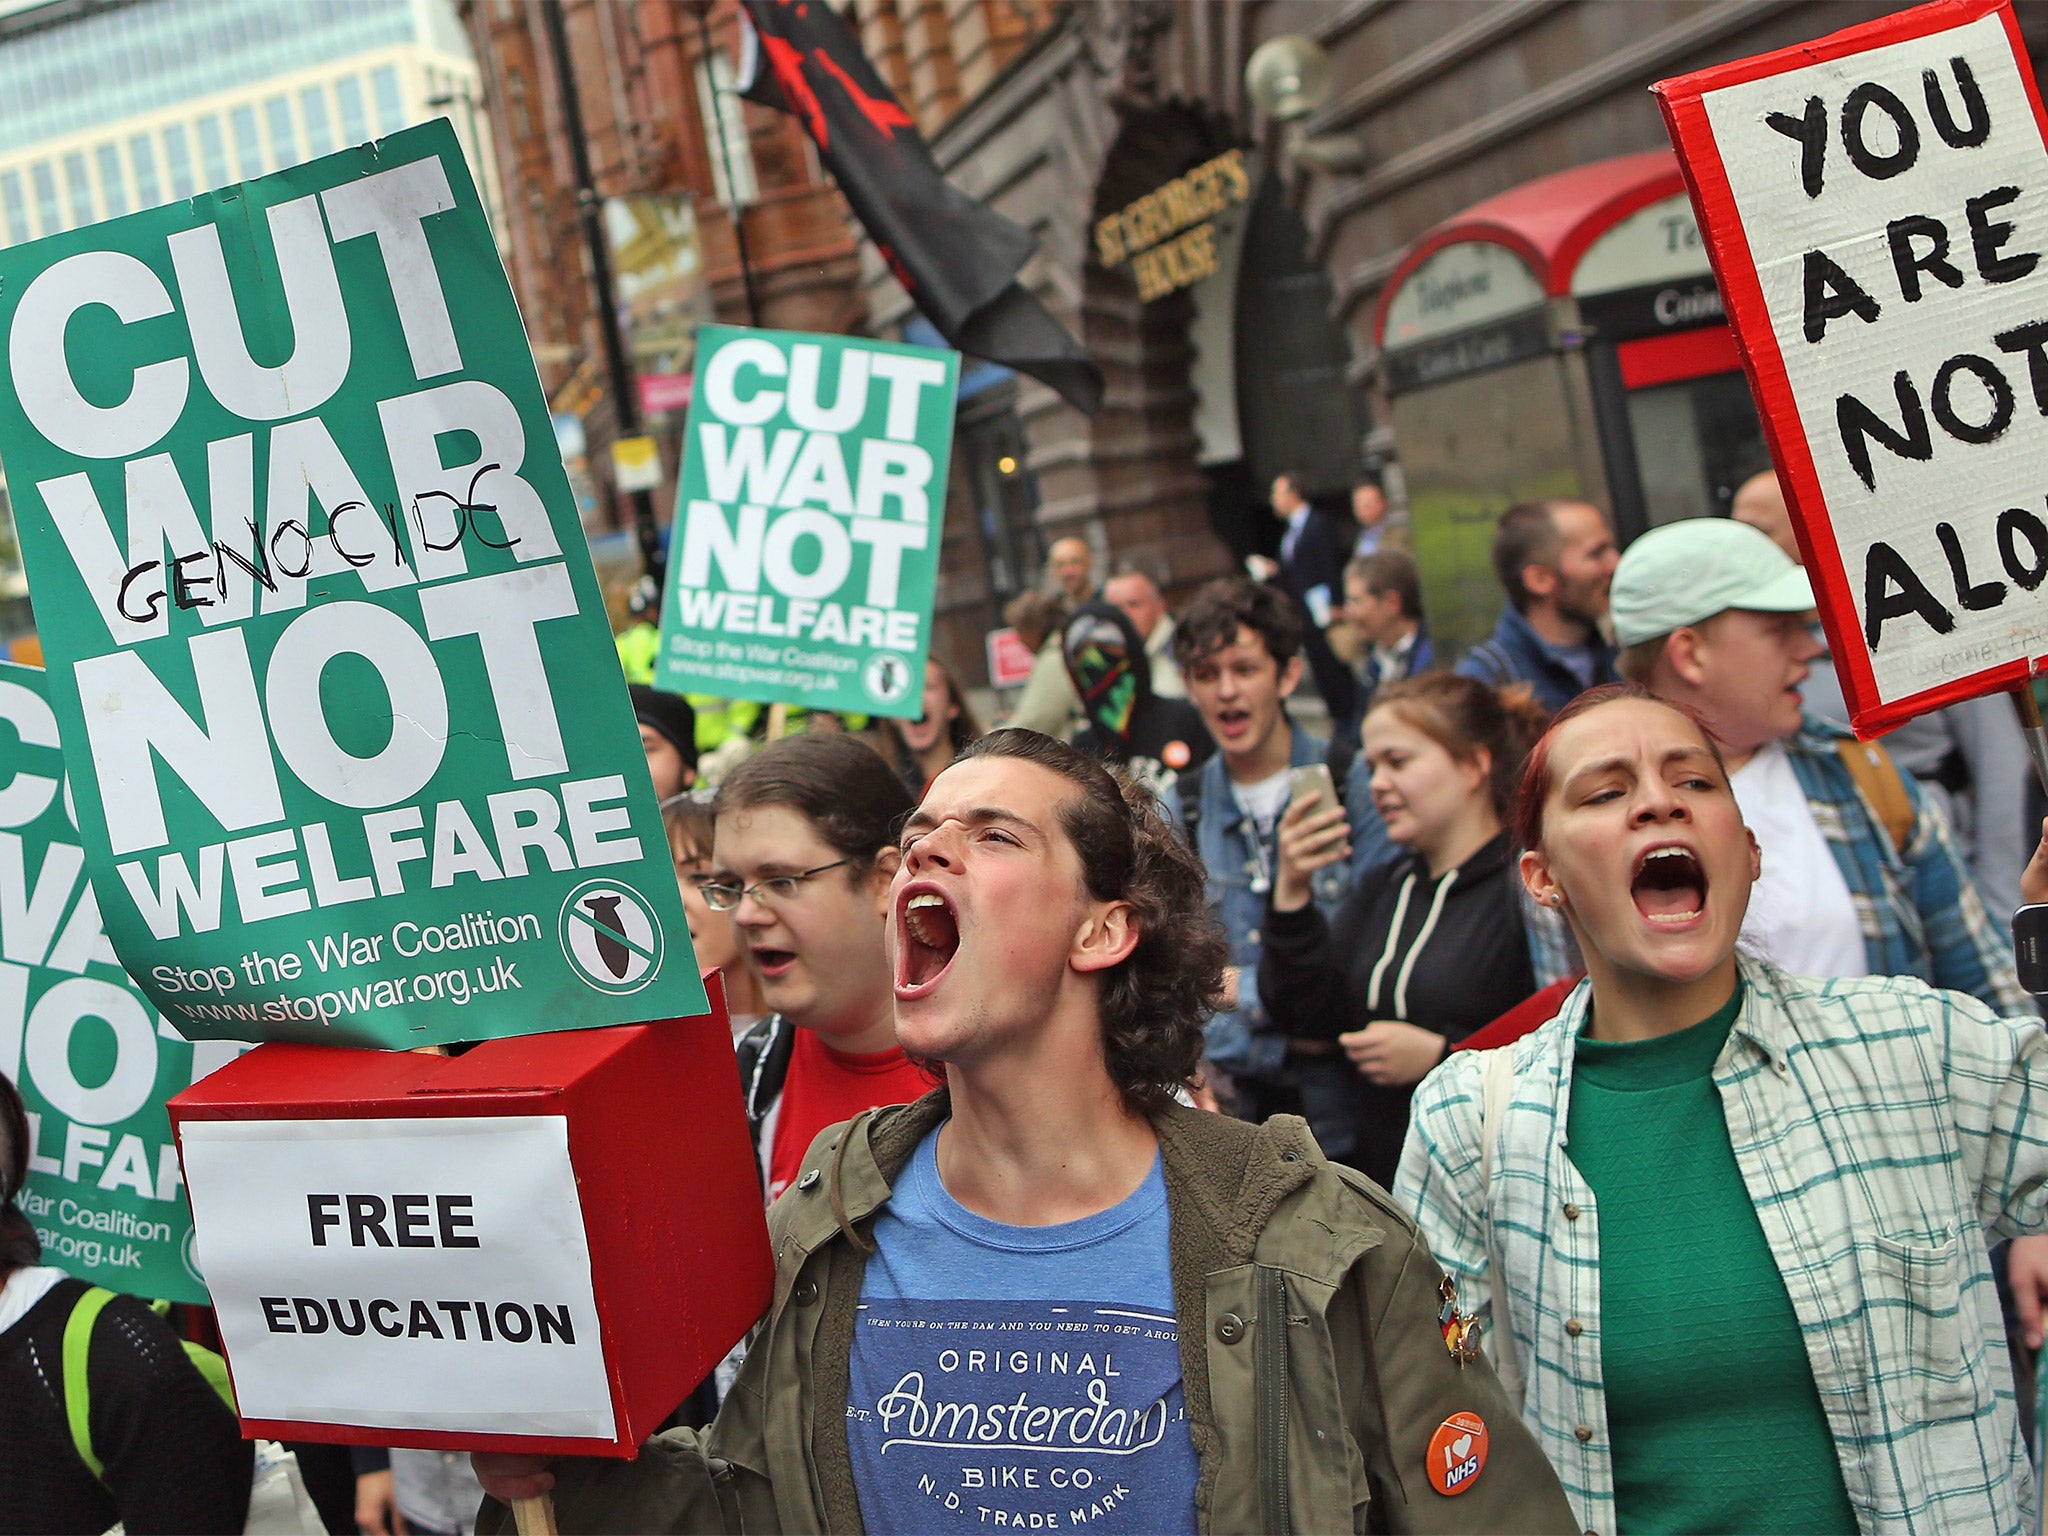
[{"left": 1373, "top": 150, "right": 1686, "bottom": 347}]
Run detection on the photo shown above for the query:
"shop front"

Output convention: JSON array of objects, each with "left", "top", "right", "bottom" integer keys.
[{"left": 1376, "top": 150, "right": 1765, "bottom": 654}]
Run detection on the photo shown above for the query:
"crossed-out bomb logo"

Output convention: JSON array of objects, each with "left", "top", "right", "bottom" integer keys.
[
  {"left": 864, "top": 651, "right": 916, "bottom": 707},
  {"left": 559, "top": 879, "right": 664, "bottom": 995}
]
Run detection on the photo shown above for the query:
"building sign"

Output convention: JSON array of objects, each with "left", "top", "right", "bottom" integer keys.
[
  {"left": 1570, "top": 192, "right": 1712, "bottom": 295},
  {"left": 1572, "top": 190, "right": 1729, "bottom": 344},
  {"left": 604, "top": 195, "right": 712, "bottom": 376},
  {"left": 1380, "top": 241, "right": 1548, "bottom": 350},
  {"left": 0, "top": 120, "right": 705, "bottom": 1050},
  {"left": 1657, "top": 0, "right": 2048, "bottom": 734},
  {"left": 1094, "top": 149, "right": 1252, "bottom": 303},
  {"left": 654, "top": 326, "right": 958, "bottom": 718},
  {"left": 1, "top": 660, "right": 238, "bottom": 1304}
]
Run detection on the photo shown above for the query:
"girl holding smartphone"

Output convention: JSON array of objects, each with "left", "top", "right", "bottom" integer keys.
[{"left": 1261, "top": 672, "right": 1547, "bottom": 1183}]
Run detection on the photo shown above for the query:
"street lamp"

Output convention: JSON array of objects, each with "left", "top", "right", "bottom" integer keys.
[{"left": 1243, "top": 36, "right": 1367, "bottom": 175}]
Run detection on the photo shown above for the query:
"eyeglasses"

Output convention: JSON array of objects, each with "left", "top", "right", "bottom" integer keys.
[{"left": 699, "top": 859, "right": 851, "bottom": 911}]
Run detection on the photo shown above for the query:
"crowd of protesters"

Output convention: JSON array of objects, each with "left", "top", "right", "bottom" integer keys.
[{"left": 12, "top": 466, "right": 2048, "bottom": 1535}]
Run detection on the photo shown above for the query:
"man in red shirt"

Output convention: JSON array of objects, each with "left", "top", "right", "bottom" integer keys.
[{"left": 705, "top": 733, "right": 932, "bottom": 1200}]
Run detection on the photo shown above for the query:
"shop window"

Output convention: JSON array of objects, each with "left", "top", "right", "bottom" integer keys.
[{"left": 1623, "top": 372, "right": 1766, "bottom": 530}]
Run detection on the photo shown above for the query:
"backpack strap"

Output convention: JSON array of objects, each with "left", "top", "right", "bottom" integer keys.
[
  {"left": 1835, "top": 737, "right": 1913, "bottom": 856},
  {"left": 63, "top": 1285, "right": 116, "bottom": 1481}
]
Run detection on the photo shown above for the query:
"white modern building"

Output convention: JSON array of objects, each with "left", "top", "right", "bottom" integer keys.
[
  {"left": 0, "top": 0, "right": 497, "bottom": 245},
  {"left": 0, "top": 0, "right": 498, "bottom": 641}
]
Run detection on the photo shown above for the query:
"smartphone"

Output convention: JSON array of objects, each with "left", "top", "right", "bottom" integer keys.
[
  {"left": 2016, "top": 904, "right": 2048, "bottom": 993},
  {"left": 1288, "top": 763, "right": 1337, "bottom": 817}
]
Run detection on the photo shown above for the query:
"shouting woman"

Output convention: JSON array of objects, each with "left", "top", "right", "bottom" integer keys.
[{"left": 1398, "top": 683, "right": 2048, "bottom": 1536}]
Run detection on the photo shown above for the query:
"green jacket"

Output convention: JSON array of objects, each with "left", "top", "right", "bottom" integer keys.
[{"left": 481, "top": 1092, "right": 1574, "bottom": 1535}]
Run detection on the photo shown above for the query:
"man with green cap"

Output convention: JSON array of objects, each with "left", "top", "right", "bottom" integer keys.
[{"left": 1610, "top": 517, "right": 2029, "bottom": 1015}]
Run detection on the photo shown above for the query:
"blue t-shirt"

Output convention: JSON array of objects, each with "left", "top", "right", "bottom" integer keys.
[{"left": 847, "top": 1126, "right": 1199, "bottom": 1535}]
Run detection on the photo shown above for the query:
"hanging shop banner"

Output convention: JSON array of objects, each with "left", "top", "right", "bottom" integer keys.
[
  {"left": 1656, "top": 0, "right": 2048, "bottom": 735},
  {"left": 654, "top": 325, "right": 958, "bottom": 717},
  {"left": 0, "top": 120, "right": 705, "bottom": 1050},
  {"left": 0, "top": 661, "right": 241, "bottom": 1302}
]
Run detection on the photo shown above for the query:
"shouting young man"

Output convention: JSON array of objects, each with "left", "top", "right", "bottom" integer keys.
[{"left": 476, "top": 731, "right": 1571, "bottom": 1534}]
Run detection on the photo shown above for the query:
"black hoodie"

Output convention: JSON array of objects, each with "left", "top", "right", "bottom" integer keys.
[{"left": 1258, "top": 829, "right": 1534, "bottom": 1184}]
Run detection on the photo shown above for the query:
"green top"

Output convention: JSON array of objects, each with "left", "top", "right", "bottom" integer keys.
[{"left": 1569, "top": 982, "right": 1857, "bottom": 1535}]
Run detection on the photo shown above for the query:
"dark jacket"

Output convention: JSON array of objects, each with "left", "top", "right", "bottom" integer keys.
[
  {"left": 480, "top": 1091, "right": 1576, "bottom": 1535},
  {"left": 1278, "top": 507, "right": 1360, "bottom": 725},
  {"left": 1455, "top": 606, "right": 1615, "bottom": 715},
  {"left": 1, "top": 1273, "right": 253, "bottom": 1536},
  {"left": 1261, "top": 832, "right": 1537, "bottom": 1186}
]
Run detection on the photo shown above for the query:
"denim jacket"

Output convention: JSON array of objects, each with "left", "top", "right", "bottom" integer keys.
[{"left": 1166, "top": 725, "right": 1362, "bottom": 1155}]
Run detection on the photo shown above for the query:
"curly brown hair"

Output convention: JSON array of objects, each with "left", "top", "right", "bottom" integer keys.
[{"left": 956, "top": 729, "right": 1227, "bottom": 1114}]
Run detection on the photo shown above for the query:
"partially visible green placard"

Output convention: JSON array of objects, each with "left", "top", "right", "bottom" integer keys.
[
  {"left": 0, "top": 121, "right": 705, "bottom": 1049},
  {"left": 655, "top": 325, "right": 958, "bottom": 715},
  {"left": 0, "top": 662, "right": 223, "bottom": 1302}
]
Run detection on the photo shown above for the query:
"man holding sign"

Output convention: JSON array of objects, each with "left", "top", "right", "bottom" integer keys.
[
  {"left": 476, "top": 731, "right": 1575, "bottom": 1533},
  {"left": 1610, "top": 517, "right": 2031, "bottom": 1015}
]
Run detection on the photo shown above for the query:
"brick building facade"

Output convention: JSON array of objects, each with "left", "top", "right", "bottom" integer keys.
[{"left": 465, "top": 0, "right": 2048, "bottom": 683}]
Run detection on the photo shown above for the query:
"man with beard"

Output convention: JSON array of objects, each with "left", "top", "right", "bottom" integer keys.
[
  {"left": 1457, "top": 499, "right": 1619, "bottom": 713},
  {"left": 474, "top": 731, "right": 1576, "bottom": 1534}
]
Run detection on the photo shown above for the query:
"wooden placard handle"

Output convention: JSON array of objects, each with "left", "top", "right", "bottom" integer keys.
[
  {"left": 2012, "top": 682, "right": 2048, "bottom": 798},
  {"left": 511, "top": 1493, "right": 558, "bottom": 1536}
]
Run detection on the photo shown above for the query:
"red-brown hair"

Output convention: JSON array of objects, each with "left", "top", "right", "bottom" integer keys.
[{"left": 1511, "top": 683, "right": 1727, "bottom": 852}]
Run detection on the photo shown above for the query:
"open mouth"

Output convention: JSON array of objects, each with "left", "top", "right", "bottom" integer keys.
[
  {"left": 1213, "top": 708, "right": 1251, "bottom": 737},
  {"left": 897, "top": 886, "right": 961, "bottom": 996},
  {"left": 1631, "top": 844, "right": 1706, "bottom": 925},
  {"left": 751, "top": 947, "right": 797, "bottom": 979}
]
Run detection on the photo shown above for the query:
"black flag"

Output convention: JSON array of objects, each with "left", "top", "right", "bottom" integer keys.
[{"left": 735, "top": 0, "right": 1103, "bottom": 415}]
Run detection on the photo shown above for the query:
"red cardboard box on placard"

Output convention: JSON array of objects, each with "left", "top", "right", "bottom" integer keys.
[
  {"left": 1655, "top": 0, "right": 2048, "bottom": 736},
  {"left": 167, "top": 972, "right": 769, "bottom": 1457}
]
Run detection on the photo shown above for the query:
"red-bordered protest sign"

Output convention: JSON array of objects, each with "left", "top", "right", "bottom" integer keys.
[{"left": 1656, "top": 0, "right": 2048, "bottom": 736}]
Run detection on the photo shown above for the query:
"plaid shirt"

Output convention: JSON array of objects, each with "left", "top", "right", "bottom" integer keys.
[
  {"left": 1397, "top": 956, "right": 2048, "bottom": 1536},
  {"left": 1520, "top": 717, "right": 2033, "bottom": 1014}
]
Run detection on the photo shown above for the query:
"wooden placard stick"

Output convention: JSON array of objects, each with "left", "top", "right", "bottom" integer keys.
[
  {"left": 2012, "top": 683, "right": 2048, "bottom": 798},
  {"left": 511, "top": 1493, "right": 559, "bottom": 1536}
]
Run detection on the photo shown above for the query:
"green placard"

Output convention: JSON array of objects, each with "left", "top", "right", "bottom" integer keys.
[
  {"left": 655, "top": 325, "right": 958, "bottom": 715},
  {"left": 0, "top": 122, "right": 704, "bottom": 1050},
  {"left": 0, "top": 662, "right": 220, "bottom": 1302}
]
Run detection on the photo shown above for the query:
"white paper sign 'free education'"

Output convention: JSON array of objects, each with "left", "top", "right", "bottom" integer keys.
[{"left": 180, "top": 1115, "right": 615, "bottom": 1438}]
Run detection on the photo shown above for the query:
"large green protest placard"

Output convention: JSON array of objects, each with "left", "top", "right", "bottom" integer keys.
[
  {"left": 0, "top": 662, "right": 228, "bottom": 1302},
  {"left": 0, "top": 121, "right": 705, "bottom": 1050},
  {"left": 655, "top": 326, "right": 958, "bottom": 715}
]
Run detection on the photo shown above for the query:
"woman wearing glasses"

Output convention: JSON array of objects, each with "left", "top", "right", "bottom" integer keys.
[{"left": 706, "top": 733, "right": 934, "bottom": 1202}]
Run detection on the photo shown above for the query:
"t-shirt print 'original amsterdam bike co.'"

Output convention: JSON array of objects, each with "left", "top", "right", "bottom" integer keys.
[{"left": 847, "top": 1298, "right": 1198, "bottom": 1532}]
